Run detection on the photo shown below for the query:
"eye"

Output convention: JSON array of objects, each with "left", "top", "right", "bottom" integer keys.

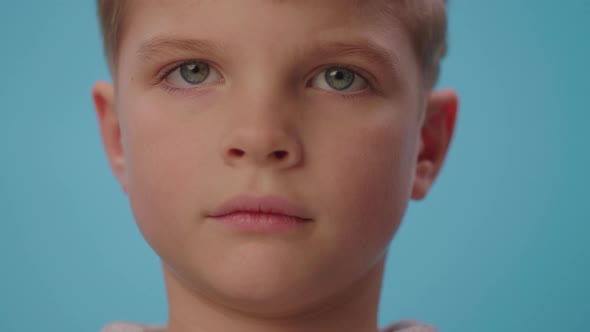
[
  {"left": 164, "top": 61, "right": 223, "bottom": 88},
  {"left": 310, "top": 66, "right": 368, "bottom": 93}
]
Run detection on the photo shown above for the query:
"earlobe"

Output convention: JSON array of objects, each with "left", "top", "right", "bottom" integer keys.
[
  {"left": 411, "top": 88, "right": 459, "bottom": 200},
  {"left": 91, "top": 81, "right": 128, "bottom": 193}
]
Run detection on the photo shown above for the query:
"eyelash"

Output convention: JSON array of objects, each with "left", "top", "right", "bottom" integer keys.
[{"left": 154, "top": 61, "right": 376, "bottom": 99}]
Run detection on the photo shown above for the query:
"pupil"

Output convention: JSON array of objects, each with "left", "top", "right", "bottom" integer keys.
[{"left": 334, "top": 71, "right": 345, "bottom": 80}]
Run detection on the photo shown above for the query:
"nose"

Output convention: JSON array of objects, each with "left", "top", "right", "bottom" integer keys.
[{"left": 221, "top": 114, "right": 303, "bottom": 170}]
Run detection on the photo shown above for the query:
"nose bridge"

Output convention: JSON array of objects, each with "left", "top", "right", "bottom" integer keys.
[{"left": 221, "top": 86, "right": 303, "bottom": 169}]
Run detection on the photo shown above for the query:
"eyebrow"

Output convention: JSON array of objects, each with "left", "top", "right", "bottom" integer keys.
[
  {"left": 136, "top": 36, "right": 399, "bottom": 73},
  {"left": 303, "top": 39, "right": 399, "bottom": 73},
  {"left": 136, "top": 37, "right": 228, "bottom": 62}
]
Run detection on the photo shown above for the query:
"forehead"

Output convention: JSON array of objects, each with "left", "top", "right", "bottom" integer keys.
[
  {"left": 120, "top": 0, "right": 410, "bottom": 39},
  {"left": 119, "top": 0, "right": 412, "bottom": 56}
]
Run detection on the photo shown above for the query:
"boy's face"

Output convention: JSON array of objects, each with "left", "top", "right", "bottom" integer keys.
[{"left": 94, "top": 0, "right": 456, "bottom": 315}]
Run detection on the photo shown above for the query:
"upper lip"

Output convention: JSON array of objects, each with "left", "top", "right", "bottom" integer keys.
[{"left": 208, "top": 194, "right": 313, "bottom": 221}]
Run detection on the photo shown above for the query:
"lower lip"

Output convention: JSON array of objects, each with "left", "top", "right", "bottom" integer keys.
[{"left": 210, "top": 212, "right": 312, "bottom": 232}]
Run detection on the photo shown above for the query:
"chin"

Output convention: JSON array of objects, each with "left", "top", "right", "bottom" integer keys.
[
  {"left": 219, "top": 253, "right": 318, "bottom": 306},
  {"left": 189, "top": 243, "right": 337, "bottom": 315}
]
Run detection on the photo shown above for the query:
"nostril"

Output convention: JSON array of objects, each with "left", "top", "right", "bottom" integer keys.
[
  {"left": 229, "top": 148, "right": 245, "bottom": 158},
  {"left": 272, "top": 150, "right": 288, "bottom": 160}
]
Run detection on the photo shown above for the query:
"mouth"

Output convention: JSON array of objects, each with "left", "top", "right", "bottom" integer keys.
[{"left": 208, "top": 194, "right": 313, "bottom": 232}]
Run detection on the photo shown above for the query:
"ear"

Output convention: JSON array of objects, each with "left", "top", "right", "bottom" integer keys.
[
  {"left": 92, "top": 81, "right": 128, "bottom": 194},
  {"left": 411, "top": 88, "right": 459, "bottom": 200}
]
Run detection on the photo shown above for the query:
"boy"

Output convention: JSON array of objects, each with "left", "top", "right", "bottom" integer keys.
[{"left": 92, "top": 0, "right": 458, "bottom": 331}]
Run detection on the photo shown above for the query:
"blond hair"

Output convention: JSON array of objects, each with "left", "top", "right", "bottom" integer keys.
[{"left": 97, "top": 0, "right": 448, "bottom": 87}]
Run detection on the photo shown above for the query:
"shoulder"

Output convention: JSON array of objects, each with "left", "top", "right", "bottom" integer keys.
[
  {"left": 101, "top": 320, "right": 435, "bottom": 332},
  {"left": 100, "top": 322, "right": 167, "bottom": 332},
  {"left": 382, "top": 320, "right": 438, "bottom": 332}
]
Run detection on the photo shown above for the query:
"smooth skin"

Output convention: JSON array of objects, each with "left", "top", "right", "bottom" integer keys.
[{"left": 92, "top": 1, "right": 458, "bottom": 331}]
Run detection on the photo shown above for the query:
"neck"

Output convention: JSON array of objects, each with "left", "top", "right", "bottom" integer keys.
[{"left": 162, "top": 258, "right": 386, "bottom": 332}]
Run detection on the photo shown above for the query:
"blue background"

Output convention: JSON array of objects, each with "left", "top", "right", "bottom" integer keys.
[{"left": 1, "top": 1, "right": 588, "bottom": 331}]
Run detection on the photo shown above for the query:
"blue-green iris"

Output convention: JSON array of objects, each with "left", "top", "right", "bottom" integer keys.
[
  {"left": 325, "top": 67, "right": 355, "bottom": 90},
  {"left": 180, "top": 62, "right": 210, "bottom": 84}
]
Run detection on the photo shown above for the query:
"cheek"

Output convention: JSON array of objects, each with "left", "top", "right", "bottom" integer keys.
[
  {"left": 119, "top": 97, "right": 219, "bottom": 251},
  {"left": 310, "top": 107, "right": 419, "bottom": 263}
]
